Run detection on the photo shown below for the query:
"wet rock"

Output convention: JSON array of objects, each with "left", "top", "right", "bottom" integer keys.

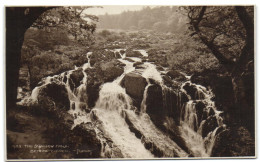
[
  {"left": 114, "top": 52, "right": 121, "bottom": 58},
  {"left": 195, "top": 101, "right": 206, "bottom": 125},
  {"left": 162, "top": 88, "right": 180, "bottom": 123},
  {"left": 119, "top": 49, "right": 125, "bottom": 54},
  {"left": 121, "top": 72, "right": 147, "bottom": 108},
  {"left": 162, "top": 75, "right": 173, "bottom": 87},
  {"left": 148, "top": 78, "right": 157, "bottom": 85},
  {"left": 124, "top": 113, "right": 142, "bottom": 139},
  {"left": 69, "top": 68, "right": 84, "bottom": 89},
  {"left": 100, "top": 60, "right": 124, "bottom": 82},
  {"left": 38, "top": 82, "right": 70, "bottom": 111},
  {"left": 63, "top": 75, "right": 67, "bottom": 83},
  {"left": 211, "top": 126, "right": 255, "bottom": 157},
  {"left": 183, "top": 82, "right": 198, "bottom": 100},
  {"left": 156, "top": 66, "right": 164, "bottom": 71},
  {"left": 124, "top": 57, "right": 135, "bottom": 62},
  {"left": 146, "top": 84, "right": 164, "bottom": 115},
  {"left": 125, "top": 49, "right": 143, "bottom": 57},
  {"left": 201, "top": 116, "right": 218, "bottom": 137},
  {"left": 86, "top": 59, "right": 125, "bottom": 108},
  {"left": 208, "top": 107, "right": 215, "bottom": 116},
  {"left": 179, "top": 91, "right": 189, "bottom": 104},
  {"left": 167, "top": 70, "right": 186, "bottom": 82},
  {"left": 89, "top": 50, "right": 120, "bottom": 66},
  {"left": 133, "top": 62, "right": 143, "bottom": 67},
  {"left": 86, "top": 80, "right": 102, "bottom": 108}
]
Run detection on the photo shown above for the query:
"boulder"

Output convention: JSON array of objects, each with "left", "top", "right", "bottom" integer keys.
[
  {"left": 201, "top": 116, "right": 218, "bottom": 137},
  {"left": 146, "top": 84, "right": 164, "bottom": 115},
  {"left": 114, "top": 52, "right": 121, "bottom": 58},
  {"left": 71, "top": 123, "right": 102, "bottom": 158},
  {"left": 167, "top": 70, "right": 186, "bottom": 82},
  {"left": 69, "top": 68, "right": 84, "bottom": 90},
  {"left": 183, "top": 82, "right": 198, "bottom": 100},
  {"left": 86, "top": 60, "right": 125, "bottom": 108},
  {"left": 119, "top": 50, "right": 125, "bottom": 54},
  {"left": 100, "top": 60, "right": 124, "bottom": 82},
  {"left": 38, "top": 82, "right": 70, "bottom": 111},
  {"left": 211, "top": 126, "right": 255, "bottom": 157},
  {"left": 121, "top": 72, "right": 147, "bottom": 108},
  {"left": 125, "top": 49, "right": 143, "bottom": 57},
  {"left": 195, "top": 101, "right": 206, "bottom": 125},
  {"left": 162, "top": 75, "right": 173, "bottom": 87}
]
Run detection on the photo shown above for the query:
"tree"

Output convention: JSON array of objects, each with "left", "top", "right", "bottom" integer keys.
[
  {"left": 6, "top": 7, "right": 98, "bottom": 110},
  {"left": 186, "top": 6, "right": 254, "bottom": 132}
]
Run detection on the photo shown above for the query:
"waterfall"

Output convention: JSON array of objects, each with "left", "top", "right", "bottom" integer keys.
[
  {"left": 179, "top": 81, "right": 226, "bottom": 157},
  {"left": 19, "top": 47, "right": 227, "bottom": 158},
  {"left": 92, "top": 82, "right": 154, "bottom": 158}
]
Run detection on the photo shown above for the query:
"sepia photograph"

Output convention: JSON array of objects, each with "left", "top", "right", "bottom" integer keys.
[{"left": 4, "top": 4, "right": 256, "bottom": 161}]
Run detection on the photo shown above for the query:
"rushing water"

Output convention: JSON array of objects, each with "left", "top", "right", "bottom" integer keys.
[{"left": 20, "top": 48, "right": 226, "bottom": 158}]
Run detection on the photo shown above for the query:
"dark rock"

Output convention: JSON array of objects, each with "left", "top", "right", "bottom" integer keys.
[
  {"left": 63, "top": 75, "right": 67, "bottom": 83},
  {"left": 38, "top": 82, "right": 70, "bottom": 111},
  {"left": 86, "top": 80, "right": 102, "bottom": 108},
  {"left": 211, "top": 126, "right": 255, "bottom": 157},
  {"left": 202, "top": 109, "right": 208, "bottom": 121},
  {"left": 125, "top": 49, "right": 143, "bottom": 57},
  {"left": 180, "top": 91, "right": 189, "bottom": 104},
  {"left": 89, "top": 50, "right": 120, "bottom": 66},
  {"left": 124, "top": 113, "right": 142, "bottom": 139},
  {"left": 119, "top": 50, "right": 125, "bottom": 54},
  {"left": 201, "top": 116, "right": 218, "bottom": 137},
  {"left": 100, "top": 60, "right": 124, "bottom": 82},
  {"left": 146, "top": 84, "right": 163, "bottom": 115},
  {"left": 208, "top": 107, "right": 215, "bottom": 116},
  {"left": 121, "top": 72, "right": 147, "bottom": 109},
  {"left": 162, "top": 75, "right": 173, "bottom": 87},
  {"left": 167, "top": 70, "right": 186, "bottom": 82},
  {"left": 162, "top": 88, "right": 179, "bottom": 123},
  {"left": 183, "top": 82, "right": 198, "bottom": 100},
  {"left": 70, "top": 123, "right": 101, "bottom": 158},
  {"left": 71, "top": 102, "right": 75, "bottom": 110},
  {"left": 195, "top": 101, "right": 206, "bottom": 125},
  {"left": 156, "top": 66, "right": 164, "bottom": 71},
  {"left": 85, "top": 59, "right": 124, "bottom": 108},
  {"left": 70, "top": 68, "right": 84, "bottom": 89},
  {"left": 148, "top": 78, "right": 157, "bottom": 85},
  {"left": 114, "top": 52, "right": 121, "bottom": 58},
  {"left": 133, "top": 62, "right": 143, "bottom": 67}
]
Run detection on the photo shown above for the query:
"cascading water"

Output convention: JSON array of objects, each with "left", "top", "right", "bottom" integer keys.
[
  {"left": 20, "top": 47, "right": 226, "bottom": 158},
  {"left": 179, "top": 81, "right": 226, "bottom": 157},
  {"left": 92, "top": 82, "right": 154, "bottom": 158}
]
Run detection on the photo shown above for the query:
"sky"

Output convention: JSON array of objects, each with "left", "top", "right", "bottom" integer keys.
[{"left": 84, "top": 5, "right": 155, "bottom": 16}]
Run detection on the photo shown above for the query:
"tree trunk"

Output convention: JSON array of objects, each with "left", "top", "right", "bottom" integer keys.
[
  {"left": 6, "top": 7, "right": 52, "bottom": 110},
  {"left": 6, "top": 10, "right": 27, "bottom": 110}
]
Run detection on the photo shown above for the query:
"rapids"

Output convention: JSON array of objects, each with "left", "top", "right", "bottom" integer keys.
[{"left": 20, "top": 48, "right": 226, "bottom": 158}]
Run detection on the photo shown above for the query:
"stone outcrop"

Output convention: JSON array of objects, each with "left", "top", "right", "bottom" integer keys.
[{"left": 120, "top": 72, "right": 147, "bottom": 109}]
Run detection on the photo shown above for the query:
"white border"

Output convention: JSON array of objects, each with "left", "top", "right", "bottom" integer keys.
[{"left": 1, "top": 0, "right": 259, "bottom": 162}]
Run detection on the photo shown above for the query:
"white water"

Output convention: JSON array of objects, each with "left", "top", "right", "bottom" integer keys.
[
  {"left": 179, "top": 81, "right": 225, "bottom": 157},
  {"left": 20, "top": 47, "right": 226, "bottom": 158},
  {"left": 125, "top": 110, "right": 189, "bottom": 157},
  {"left": 93, "top": 82, "right": 154, "bottom": 158}
]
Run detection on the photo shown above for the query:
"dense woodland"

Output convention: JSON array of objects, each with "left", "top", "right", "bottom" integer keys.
[
  {"left": 98, "top": 6, "right": 187, "bottom": 33},
  {"left": 6, "top": 6, "right": 255, "bottom": 159}
]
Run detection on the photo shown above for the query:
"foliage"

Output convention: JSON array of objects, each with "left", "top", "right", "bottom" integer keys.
[
  {"left": 166, "top": 34, "right": 220, "bottom": 74},
  {"left": 184, "top": 6, "right": 254, "bottom": 74},
  {"left": 98, "top": 6, "right": 188, "bottom": 33},
  {"left": 32, "top": 7, "right": 98, "bottom": 42}
]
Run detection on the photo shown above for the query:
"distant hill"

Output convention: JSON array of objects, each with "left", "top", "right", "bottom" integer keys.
[{"left": 97, "top": 6, "right": 188, "bottom": 33}]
